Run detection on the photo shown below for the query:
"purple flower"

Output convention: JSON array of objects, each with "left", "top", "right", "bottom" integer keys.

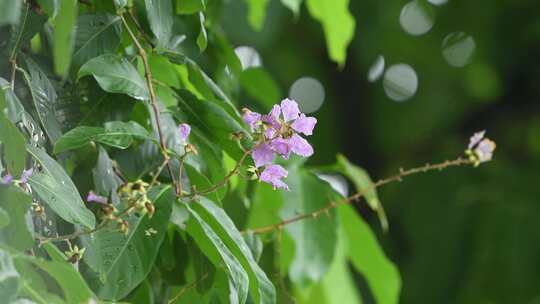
[
  {"left": 269, "top": 137, "right": 292, "bottom": 159},
  {"left": 178, "top": 123, "right": 191, "bottom": 141},
  {"left": 252, "top": 143, "right": 275, "bottom": 167},
  {"left": 20, "top": 168, "right": 33, "bottom": 184},
  {"left": 288, "top": 134, "right": 314, "bottom": 157},
  {"left": 242, "top": 109, "right": 262, "bottom": 132},
  {"left": 260, "top": 164, "right": 289, "bottom": 190},
  {"left": 475, "top": 139, "right": 496, "bottom": 163},
  {"left": 280, "top": 98, "right": 300, "bottom": 122},
  {"left": 468, "top": 130, "right": 485, "bottom": 149},
  {"left": 1, "top": 174, "right": 13, "bottom": 185},
  {"left": 86, "top": 191, "right": 108, "bottom": 204}
]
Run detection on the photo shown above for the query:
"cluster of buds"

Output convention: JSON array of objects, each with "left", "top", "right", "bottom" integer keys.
[
  {"left": 65, "top": 245, "right": 86, "bottom": 264},
  {"left": 465, "top": 130, "right": 496, "bottom": 167},
  {"left": 117, "top": 180, "right": 155, "bottom": 217}
]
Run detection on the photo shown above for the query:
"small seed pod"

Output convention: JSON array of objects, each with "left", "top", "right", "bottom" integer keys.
[
  {"left": 118, "top": 219, "right": 130, "bottom": 235},
  {"left": 185, "top": 143, "right": 198, "bottom": 155},
  {"left": 145, "top": 201, "right": 155, "bottom": 218},
  {"left": 100, "top": 204, "right": 116, "bottom": 220}
]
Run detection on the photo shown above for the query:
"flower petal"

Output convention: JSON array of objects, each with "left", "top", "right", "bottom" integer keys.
[
  {"left": 289, "top": 134, "right": 314, "bottom": 157},
  {"left": 251, "top": 143, "right": 275, "bottom": 167},
  {"left": 242, "top": 109, "right": 262, "bottom": 132},
  {"left": 291, "top": 114, "right": 317, "bottom": 136},
  {"left": 178, "top": 123, "right": 191, "bottom": 141},
  {"left": 260, "top": 164, "right": 289, "bottom": 190},
  {"left": 280, "top": 98, "right": 300, "bottom": 122},
  {"left": 86, "top": 191, "right": 108, "bottom": 204},
  {"left": 20, "top": 168, "right": 33, "bottom": 184},
  {"left": 1, "top": 174, "right": 13, "bottom": 185},
  {"left": 468, "top": 130, "right": 485, "bottom": 149},
  {"left": 270, "top": 137, "right": 292, "bottom": 159}
]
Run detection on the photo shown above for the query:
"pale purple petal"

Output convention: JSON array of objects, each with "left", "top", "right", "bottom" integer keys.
[
  {"left": 264, "top": 127, "right": 277, "bottom": 140},
  {"left": 20, "top": 168, "right": 33, "bottom": 184},
  {"left": 475, "top": 139, "right": 496, "bottom": 163},
  {"left": 269, "top": 104, "right": 281, "bottom": 120},
  {"left": 251, "top": 143, "right": 275, "bottom": 167},
  {"left": 289, "top": 134, "right": 314, "bottom": 157},
  {"left": 178, "top": 123, "right": 191, "bottom": 141},
  {"left": 260, "top": 164, "right": 289, "bottom": 190},
  {"left": 269, "top": 137, "right": 291, "bottom": 159},
  {"left": 262, "top": 105, "right": 282, "bottom": 131},
  {"left": 1, "top": 174, "right": 13, "bottom": 185},
  {"left": 291, "top": 114, "right": 317, "bottom": 136},
  {"left": 86, "top": 191, "right": 108, "bottom": 204},
  {"left": 468, "top": 130, "right": 485, "bottom": 149},
  {"left": 242, "top": 110, "right": 262, "bottom": 131},
  {"left": 280, "top": 98, "right": 300, "bottom": 122}
]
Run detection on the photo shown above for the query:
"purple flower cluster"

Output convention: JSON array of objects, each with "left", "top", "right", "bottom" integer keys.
[
  {"left": 466, "top": 130, "right": 496, "bottom": 166},
  {"left": 0, "top": 168, "right": 33, "bottom": 185},
  {"left": 243, "top": 98, "right": 317, "bottom": 190}
]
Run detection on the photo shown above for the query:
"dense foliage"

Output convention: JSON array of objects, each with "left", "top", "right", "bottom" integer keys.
[{"left": 0, "top": 1, "right": 498, "bottom": 303}]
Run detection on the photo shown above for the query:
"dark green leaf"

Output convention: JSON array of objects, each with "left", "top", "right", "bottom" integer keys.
[
  {"left": 239, "top": 67, "right": 281, "bottom": 111},
  {"left": 53, "top": 126, "right": 104, "bottom": 153},
  {"left": 192, "top": 197, "right": 276, "bottom": 303},
  {"left": 305, "top": 0, "right": 355, "bottom": 66},
  {"left": 0, "top": 0, "right": 21, "bottom": 25},
  {"left": 0, "top": 249, "right": 20, "bottom": 302},
  {"left": 72, "top": 13, "right": 122, "bottom": 69},
  {"left": 145, "top": 0, "right": 174, "bottom": 50},
  {"left": 20, "top": 56, "right": 63, "bottom": 143},
  {"left": 0, "top": 78, "right": 25, "bottom": 123},
  {"left": 26, "top": 145, "right": 96, "bottom": 229},
  {"left": 0, "top": 107, "right": 26, "bottom": 175},
  {"left": 5, "top": 4, "right": 47, "bottom": 60},
  {"left": 175, "top": 0, "right": 206, "bottom": 14},
  {"left": 339, "top": 204, "right": 401, "bottom": 304},
  {"left": 280, "top": 164, "right": 339, "bottom": 288},
  {"left": 0, "top": 185, "right": 33, "bottom": 251},
  {"left": 52, "top": 0, "right": 77, "bottom": 76},
  {"left": 92, "top": 146, "right": 123, "bottom": 199},
  {"left": 78, "top": 54, "right": 150, "bottom": 101},
  {"left": 80, "top": 186, "right": 174, "bottom": 300},
  {"left": 35, "top": 0, "right": 58, "bottom": 18}
]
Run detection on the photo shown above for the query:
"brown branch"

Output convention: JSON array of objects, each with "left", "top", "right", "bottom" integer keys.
[
  {"left": 168, "top": 272, "right": 209, "bottom": 304},
  {"left": 119, "top": 13, "right": 181, "bottom": 196},
  {"left": 246, "top": 157, "right": 472, "bottom": 235}
]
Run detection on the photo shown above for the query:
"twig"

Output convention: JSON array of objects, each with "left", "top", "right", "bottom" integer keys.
[
  {"left": 246, "top": 157, "right": 472, "bottom": 234},
  {"left": 168, "top": 272, "right": 209, "bottom": 304},
  {"left": 149, "top": 158, "right": 170, "bottom": 189},
  {"left": 119, "top": 12, "right": 181, "bottom": 196},
  {"left": 178, "top": 153, "right": 187, "bottom": 195}
]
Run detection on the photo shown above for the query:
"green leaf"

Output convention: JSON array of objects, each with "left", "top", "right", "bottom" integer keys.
[
  {"left": 92, "top": 146, "right": 123, "bottom": 198},
  {"left": 20, "top": 56, "right": 63, "bottom": 143},
  {"left": 0, "top": 0, "right": 21, "bottom": 25},
  {"left": 26, "top": 145, "right": 96, "bottom": 229},
  {"left": 35, "top": 0, "right": 58, "bottom": 18},
  {"left": 239, "top": 67, "right": 281, "bottom": 111},
  {"left": 281, "top": 0, "right": 303, "bottom": 15},
  {"left": 53, "top": 126, "right": 104, "bottom": 153},
  {"left": 78, "top": 54, "right": 150, "bottom": 101},
  {"left": 245, "top": 0, "right": 269, "bottom": 31},
  {"left": 0, "top": 249, "right": 20, "bottom": 302},
  {"left": 5, "top": 4, "right": 47, "bottom": 60},
  {"left": 41, "top": 243, "right": 67, "bottom": 263},
  {"left": 280, "top": 164, "right": 339, "bottom": 288},
  {"left": 0, "top": 108, "right": 26, "bottom": 175},
  {"left": 305, "top": 0, "right": 355, "bottom": 66},
  {"left": 175, "top": 0, "right": 205, "bottom": 14},
  {"left": 80, "top": 186, "right": 174, "bottom": 300},
  {"left": 191, "top": 197, "right": 276, "bottom": 303},
  {"left": 339, "top": 204, "right": 401, "bottom": 304},
  {"left": 52, "top": 0, "right": 77, "bottom": 76},
  {"left": 333, "top": 154, "right": 388, "bottom": 231},
  {"left": 0, "top": 207, "right": 9, "bottom": 229},
  {"left": 184, "top": 203, "right": 249, "bottom": 304},
  {"left": 145, "top": 0, "right": 174, "bottom": 50},
  {"left": 0, "top": 185, "right": 33, "bottom": 251},
  {"left": 0, "top": 78, "right": 25, "bottom": 123},
  {"left": 196, "top": 12, "right": 208, "bottom": 52},
  {"left": 72, "top": 13, "right": 122, "bottom": 69}
]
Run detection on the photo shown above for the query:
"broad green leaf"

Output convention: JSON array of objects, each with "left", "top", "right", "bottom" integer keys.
[
  {"left": 0, "top": 249, "right": 19, "bottom": 302},
  {"left": 175, "top": 0, "right": 205, "bottom": 14},
  {"left": 0, "top": 0, "right": 21, "bottom": 25},
  {"left": 80, "top": 186, "right": 174, "bottom": 300},
  {"left": 0, "top": 185, "right": 33, "bottom": 251},
  {"left": 41, "top": 243, "right": 67, "bottom": 263},
  {"left": 0, "top": 207, "right": 8, "bottom": 229},
  {"left": 92, "top": 146, "right": 123, "bottom": 199},
  {"left": 333, "top": 154, "right": 388, "bottom": 231},
  {"left": 5, "top": 4, "right": 47, "bottom": 60},
  {"left": 280, "top": 164, "right": 339, "bottom": 288},
  {"left": 281, "top": 0, "right": 303, "bottom": 15},
  {"left": 339, "top": 204, "right": 401, "bottom": 304},
  {"left": 26, "top": 145, "right": 95, "bottom": 229},
  {"left": 0, "top": 109, "right": 26, "bottom": 175},
  {"left": 184, "top": 203, "right": 249, "bottom": 304},
  {"left": 197, "top": 12, "right": 208, "bottom": 52},
  {"left": 21, "top": 56, "right": 63, "bottom": 143},
  {"left": 52, "top": 0, "right": 77, "bottom": 76},
  {"left": 53, "top": 126, "right": 103, "bottom": 153},
  {"left": 239, "top": 67, "right": 281, "bottom": 111},
  {"left": 145, "top": 0, "right": 174, "bottom": 50},
  {"left": 191, "top": 197, "right": 276, "bottom": 303},
  {"left": 305, "top": 0, "right": 355, "bottom": 66},
  {"left": 245, "top": 0, "right": 269, "bottom": 31},
  {"left": 0, "top": 78, "right": 25, "bottom": 123},
  {"left": 78, "top": 54, "right": 150, "bottom": 101},
  {"left": 72, "top": 13, "right": 122, "bottom": 68},
  {"left": 247, "top": 183, "right": 283, "bottom": 230}
]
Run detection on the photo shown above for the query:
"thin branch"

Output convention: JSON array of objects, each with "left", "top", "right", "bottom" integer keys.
[
  {"left": 178, "top": 153, "right": 187, "bottom": 195},
  {"left": 246, "top": 157, "right": 472, "bottom": 235},
  {"left": 119, "top": 13, "right": 181, "bottom": 196},
  {"left": 168, "top": 272, "right": 209, "bottom": 304}
]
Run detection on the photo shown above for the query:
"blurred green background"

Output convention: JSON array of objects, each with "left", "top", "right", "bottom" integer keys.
[{"left": 221, "top": 0, "right": 540, "bottom": 303}]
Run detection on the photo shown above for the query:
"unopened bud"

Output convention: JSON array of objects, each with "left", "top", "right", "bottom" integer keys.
[
  {"left": 185, "top": 143, "right": 198, "bottom": 155},
  {"left": 145, "top": 202, "right": 155, "bottom": 218},
  {"left": 118, "top": 219, "right": 129, "bottom": 235}
]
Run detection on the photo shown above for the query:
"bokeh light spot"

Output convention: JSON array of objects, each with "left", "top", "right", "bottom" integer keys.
[
  {"left": 234, "top": 46, "right": 262, "bottom": 70},
  {"left": 442, "top": 32, "right": 476, "bottom": 67},
  {"left": 428, "top": 0, "right": 448, "bottom": 6},
  {"left": 289, "top": 77, "right": 326, "bottom": 113},
  {"left": 383, "top": 64, "right": 418, "bottom": 102},
  {"left": 368, "top": 55, "right": 385, "bottom": 83},
  {"left": 399, "top": 1, "right": 435, "bottom": 36}
]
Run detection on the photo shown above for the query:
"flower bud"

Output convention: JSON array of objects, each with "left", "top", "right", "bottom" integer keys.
[
  {"left": 145, "top": 201, "right": 155, "bottom": 218},
  {"left": 118, "top": 219, "right": 129, "bottom": 235},
  {"left": 185, "top": 143, "right": 198, "bottom": 155}
]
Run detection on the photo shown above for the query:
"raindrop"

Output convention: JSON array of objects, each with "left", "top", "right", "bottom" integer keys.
[
  {"left": 368, "top": 55, "right": 385, "bottom": 83},
  {"left": 234, "top": 46, "right": 262, "bottom": 70},
  {"left": 442, "top": 32, "right": 476, "bottom": 67},
  {"left": 399, "top": 1, "right": 435, "bottom": 36},
  {"left": 289, "top": 77, "right": 325, "bottom": 114},
  {"left": 383, "top": 64, "right": 418, "bottom": 102},
  {"left": 428, "top": 0, "right": 448, "bottom": 5}
]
